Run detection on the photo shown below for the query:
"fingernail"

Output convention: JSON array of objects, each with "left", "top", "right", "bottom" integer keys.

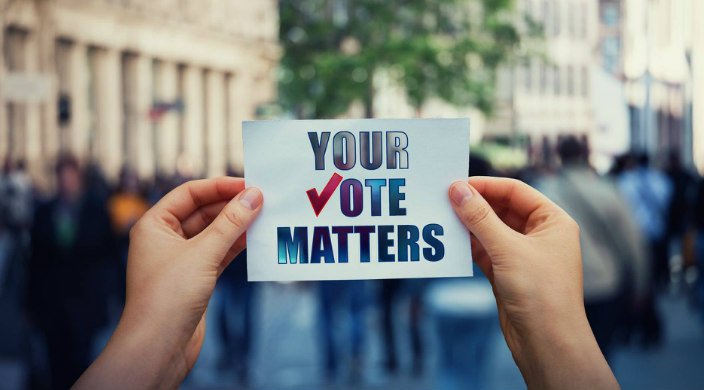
[
  {"left": 451, "top": 181, "right": 474, "bottom": 206},
  {"left": 239, "top": 187, "right": 262, "bottom": 210}
]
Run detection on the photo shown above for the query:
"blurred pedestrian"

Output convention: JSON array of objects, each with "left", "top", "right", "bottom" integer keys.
[
  {"left": 617, "top": 153, "right": 673, "bottom": 288},
  {"left": 538, "top": 136, "right": 651, "bottom": 358},
  {"left": 108, "top": 166, "right": 148, "bottom": 255},
  {"left": 0, "top": 158, "right": 33, "bottom": 229},
  {"left": 0, "top": 157, "right": 33, "bottom": 297},
  {"left": 26, "top": 154, "right": 118, "bottom": 388},
  {"left": 608, "top": 153, "right": 631, "bottom": 177},
  {"left": 215, "top": 250, "right": 255, "bottom": 384},
  {"left": 694, "top": 177, "right": 704, "bottom": 322},
  {"left": 83, "top": 161, "right": 111, "bottom": 202},
  {"left": 379, "top": 279, "right": 426, "bottom": 375},
  {"left": 148, "top": 173, "right": 175, "bottom": 206},
  {"left": 107, "top": 165, "right": 148, "bottom": 309},
  {"left": 380, "top": 279, "right": 400, "bottom": 373},
  {"left": 0, "top": 158, "right": 34, "bottom": 386},
  {"left": 214, "top": 166, "right": 255, "bottom": 383},
  {"left": 664, "top": 150, "right": 696, "bottom": 271},
  {"left": 318, "top": 280, "right": 367, "bottom": 382}
]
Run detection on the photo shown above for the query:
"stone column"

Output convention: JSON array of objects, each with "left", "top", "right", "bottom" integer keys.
[
  {"left": 4, "top": 29, "right": 27, "bottom": 161},
  {"left": 0, "top": 25, "right": 7, "bottom": 160},
  {"left": 23, "top": 31, "right": 43, "bottom": 180},
  {"left": 694, "top": 0, "right": 704, "bottom": 174},
  {"left": 93, "top": 48, "right": 123, "bottom": 180},
  {"left": 205, "top": 70, "right": 226, "bottom": 177},
  {"left": 226, "top": 73, "right": 247, "bottom": 175},
  {"left": 181, "top": 65, "right": 205, "bottom": 176},
  {"left": 67, "top": 41, "right": 90, "bottom": 160},
  {"left": 36, "top": 0, "right": 58, "bottom": 176}
]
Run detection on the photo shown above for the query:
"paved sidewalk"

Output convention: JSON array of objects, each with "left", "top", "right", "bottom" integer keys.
[
  {"left": 182, "top": 282, "right": 704, "bottom": 390},
  {"left": 2, "top": 280, "right": 700, "bottom": 389}
]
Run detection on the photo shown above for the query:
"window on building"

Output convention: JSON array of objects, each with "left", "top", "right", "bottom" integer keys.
[
  {"left": 540, "top": 61, "right": 548, "bottom": 94},
  {"left": 3, "top": 27, "right": 27, "bottom": 71},
  {"left": 55, "top": 40, "right": 73, "bottom": 143},
  {"left": 553, "top": 65, "right": 561, "bottom": 95},
  {"left": 567, "top": 65, "right": 574, "bottom": 96},
  {"left": 151, "top": 59, "right": 160, "bottom": 168},
  {"left": 601, "top": 36, "right": 620, "bottom": 75},
  {"left": 87, "top": 46, "right": 99, "bottom": 158},
  {"left": 568, "top": 2, "right": 575, "bottom": 37},
  {"left": 4, "top": 27, "right": 28, "bottom": 156},
  {"left": 580, "top": 2, "right": 588, "bottom": 38},
  {"left": 542, "top": 0, "right": 550, "bottom": 35},
  {"left": 223, "top": 72, "right": 232, "bottom": 170},
  {"left": 151, "top": 59, "right": 160, "bottom": 102},
  {"left": 177, "top": 64, "right": 187, "bottom": 156},
  {"left": 553, "top": 0, "right": 560, "bottom": 36},
  {"left": 121, "top": 52, "right": 132, "bottom": 162},
  {"left": 602, "top": 3, "right": 619, "bottom": 27},
  {"left": 525, "top": 62, "right": 533, "bottom": 92},
  {"left": 628, "top": 105, "right": 641, "bottom": 150},
  {"left": 202, "top": 69, "right": 210, "bottom": 175},
  {"left": 581, "top": 66, "right": 589, "bottom": 97}
]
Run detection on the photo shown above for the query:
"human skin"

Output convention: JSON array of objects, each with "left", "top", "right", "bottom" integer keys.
[
  {"left": 449, "top": 177, "right": 620, "bottom": 390},
  {"left": 73, "top": 177, "right": 262, "bottom": 389},
  {"left": 74, "top": 176, "right": 618, "bottom": 389}
]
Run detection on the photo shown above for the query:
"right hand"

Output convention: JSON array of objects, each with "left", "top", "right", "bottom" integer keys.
[{"left": 449, "top": 177, "right": 619, "bottom": 390}]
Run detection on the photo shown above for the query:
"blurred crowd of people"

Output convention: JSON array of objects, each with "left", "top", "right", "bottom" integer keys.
[
  {"left": 0, "top": 155, "right": 182, "bottom": 388},
  {"left": 1, "top": 140, "right": 704, "bottom": 388},
  {"left": 528, "top": 137, "right": 704, "bottom": 363}
]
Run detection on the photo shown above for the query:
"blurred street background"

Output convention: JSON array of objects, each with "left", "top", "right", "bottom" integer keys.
[{"left": 1, "top": 0, "right": 704, "bottom": 388}]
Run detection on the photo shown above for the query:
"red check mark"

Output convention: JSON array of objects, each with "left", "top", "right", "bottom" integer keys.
[{"left": 306, "top": 173, "right": 343, "bottom": 216}]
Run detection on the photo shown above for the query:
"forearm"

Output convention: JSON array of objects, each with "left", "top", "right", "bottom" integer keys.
[
  {"left": 72, "top": 317, "right": 188, "bottom": 390},
  {"left": 516, "top": 312, "right": 619, "bottom": 390}
]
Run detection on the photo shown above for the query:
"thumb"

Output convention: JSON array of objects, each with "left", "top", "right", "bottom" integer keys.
[
  {"left": 449, "top": 180, "right": 513, "bottom": 250},
  {"left": 196, "top": 187, "right": 263, "bottom": 258}
]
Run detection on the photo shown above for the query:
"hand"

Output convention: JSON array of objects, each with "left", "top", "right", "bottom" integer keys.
[
  {"left": 74, "top": 177, "right": 263, "bottom": 389},
  {"left": 449, "top": 177, "right": 619, "bottom": 390}
]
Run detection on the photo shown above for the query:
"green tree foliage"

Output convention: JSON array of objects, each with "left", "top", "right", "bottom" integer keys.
[{"left": 279, "top": 0, "right": 533, "bottom": 119}]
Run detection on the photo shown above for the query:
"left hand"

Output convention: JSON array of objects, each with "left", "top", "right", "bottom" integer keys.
[{"left": 74, "top": 177, "right": 262, "bottom": 389}]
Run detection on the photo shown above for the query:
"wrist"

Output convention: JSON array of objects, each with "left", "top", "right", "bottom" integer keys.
[
  {"left": 114, "top": 312, "right": 190, "bottom": 388},
  {"left": 74, "top": 312, "right": 189, "bottom": 390},
  {"left": 515, "top": 308, "right": 617, "bottom": 389}
]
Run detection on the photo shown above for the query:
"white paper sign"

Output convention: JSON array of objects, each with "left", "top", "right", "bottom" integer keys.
[{"left": 243, "top": 118, "right": 472, "bottom": 282}]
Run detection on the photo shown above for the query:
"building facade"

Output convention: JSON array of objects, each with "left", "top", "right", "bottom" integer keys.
[
  {"left": 694, "top": 0, "right": 704, "bottom": 174},
  {"left": 485, "top": 0, "right": 599, "bottom": 167},
  {"left": 622, "top": 0, "right": 695, "bottom": 167},
  {"left": 1, "top": 0, "right": 279, "bottom": 188}
]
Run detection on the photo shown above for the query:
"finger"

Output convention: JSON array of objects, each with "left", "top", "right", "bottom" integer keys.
[
  {"left": 150, "top": 177, "right": 245, "bottom": 223},
  {"left": 468, "top": 176, "right": 562, "bottom": 219},
  {"left": 449, "top": 180, "right": 514, "bottom": 250},
  {"left": 181, "top": 201, "right": 228, "bottom": 238},
  {"left": 195, "top": 187, "right": 263, "bottom": 260}
]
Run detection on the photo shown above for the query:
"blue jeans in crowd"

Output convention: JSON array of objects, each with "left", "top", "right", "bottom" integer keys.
[
  {"left": 318, "top": 280, "right": 367, "bottom": 377},
  {"left": 697, "top": 233, "right": 704, "bottom": 323}
]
